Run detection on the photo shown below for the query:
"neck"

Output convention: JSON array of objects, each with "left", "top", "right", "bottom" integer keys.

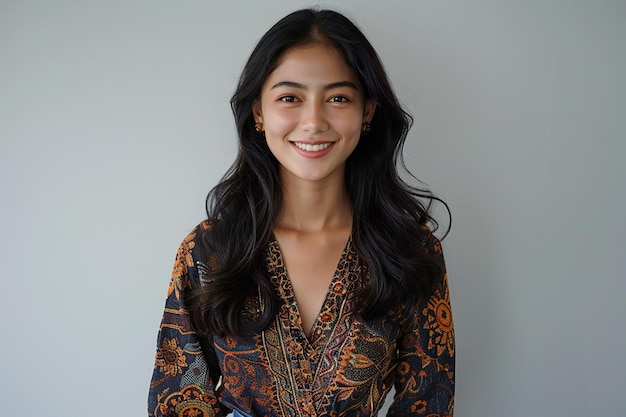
[{"left": 277, "top": 173, "right": 352, "bottom": 233}]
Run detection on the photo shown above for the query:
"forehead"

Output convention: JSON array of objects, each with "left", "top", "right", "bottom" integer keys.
[{"left": 264, "top": 44, "right": 361, "bottom": 87}]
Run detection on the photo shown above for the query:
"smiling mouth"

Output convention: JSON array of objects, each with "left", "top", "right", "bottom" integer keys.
[{"left": 293, "top": 142, "right": 332, "bottom": 152}]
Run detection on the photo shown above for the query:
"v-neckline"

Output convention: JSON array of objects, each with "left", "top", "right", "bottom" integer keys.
[{"left": 268, "top": 234, "right": 353, "bottom": 346}]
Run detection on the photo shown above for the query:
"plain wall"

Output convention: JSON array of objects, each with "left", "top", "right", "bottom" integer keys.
[{"left": 1, "top": 1, "right": 624, "bottom": 415}]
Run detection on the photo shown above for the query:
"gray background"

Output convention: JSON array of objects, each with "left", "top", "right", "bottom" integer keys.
[{"left": 1, "top": 1, "right": 624, "bottom": 416}]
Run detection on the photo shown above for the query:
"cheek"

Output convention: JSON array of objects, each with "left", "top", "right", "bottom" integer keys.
[
  {"left": 262, "top": 111, "right": 296, "bottom": 134},
  {"left": 330, "top": 114, "right": 363, "bottom": 136}
]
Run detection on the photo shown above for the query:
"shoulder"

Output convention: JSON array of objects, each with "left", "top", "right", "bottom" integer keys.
[
  {"left": 419, "top": 224, "right": 444, "bottom": 259},
  {"left": 178, "top": 220, "right": 214, "bottom": 255},
  {"left": 415, "top": 224, "right": 448, "bottom": 298},
  {"left": 185, "top": 219, "right": 212, "bottom": 242},
  {"left": 172, "top": 220, "right": 217, "bottom": 286}
]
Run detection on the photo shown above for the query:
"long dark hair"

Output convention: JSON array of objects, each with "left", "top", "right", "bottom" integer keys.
[{"left": 189, "top": 8, "right": 449, "bottom": 338}]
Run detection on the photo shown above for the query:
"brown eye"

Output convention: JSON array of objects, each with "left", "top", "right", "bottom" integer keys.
[
  {"left": 279, "top": 95, "right": 297, "bottom": 102},
  {"left": 329, "top": 96, "right": 349, "bottom": 103}
]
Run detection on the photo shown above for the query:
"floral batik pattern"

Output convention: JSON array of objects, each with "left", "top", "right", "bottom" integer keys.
[
  {"left": 148, "top": 221, "right": 455, "bottom": 416},
  {"left": 148, "top": 222, "right": 227, "bottom": 417}
]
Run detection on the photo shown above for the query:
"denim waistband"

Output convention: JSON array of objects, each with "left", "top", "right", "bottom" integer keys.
[{"left": 232, "top": 410, "right": 252, "bottom": 417}]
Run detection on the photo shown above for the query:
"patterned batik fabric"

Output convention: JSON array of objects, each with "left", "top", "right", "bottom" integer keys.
[{"left": 148, "top": 221, "right": 455, "bottom": 417}]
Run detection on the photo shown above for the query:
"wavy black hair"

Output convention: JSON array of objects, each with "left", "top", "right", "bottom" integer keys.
[{"left": 189, "top": 8, "right": 450, "bottom": 338}]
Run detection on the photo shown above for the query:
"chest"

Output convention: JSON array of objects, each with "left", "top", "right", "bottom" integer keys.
[
  {"left": 271, "top": 230, "right": 351, "bottom": 337},
  {"left": 213, "top": 266, "right": 402, "bottom": 416},
  {"left": 211, "top": 241, "right": 403, "bottom": 415}
]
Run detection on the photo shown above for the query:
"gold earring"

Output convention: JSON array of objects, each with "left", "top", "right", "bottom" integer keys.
[
  {"left": 255, "top": 122, "right": 264, "bottom": 132},
  {"left": 361, "top": 122, "right": 371, "bottom": 133}
]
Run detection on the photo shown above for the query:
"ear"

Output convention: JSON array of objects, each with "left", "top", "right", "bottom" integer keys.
[
  {"left": 363, "top": 99, "right": 377, "bottom": 123},
  {"left": 252, "top": 99, "right": 263, "bottom": 123}
]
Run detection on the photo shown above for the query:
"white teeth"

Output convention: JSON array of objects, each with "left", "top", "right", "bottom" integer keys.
[{"left": 294, "top": 142, "right": 332, "bottom": 152}]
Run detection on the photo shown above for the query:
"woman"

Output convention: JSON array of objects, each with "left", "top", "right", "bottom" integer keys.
[{"left": 149, "top": 8, "right": 454, "bottom": 417}]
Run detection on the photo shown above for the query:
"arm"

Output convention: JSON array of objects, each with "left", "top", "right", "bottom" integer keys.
[
  {"left": 387, "top": 233, "right": 455, "bottom": 416},
  {"left": 148, "top": 224, "right": 229, "bottom": 417}
]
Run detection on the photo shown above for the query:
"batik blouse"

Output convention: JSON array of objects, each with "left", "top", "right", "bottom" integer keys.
[{"left": 148, "top": 221, "right": 455, "bottom": 416}]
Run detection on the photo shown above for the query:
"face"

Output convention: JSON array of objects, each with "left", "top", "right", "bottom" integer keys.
[{"left": 253, "top": 44, "right": 376, "bottom": 185}]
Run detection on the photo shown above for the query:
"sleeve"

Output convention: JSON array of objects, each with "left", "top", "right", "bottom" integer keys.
[
  {"left": 148, "top": 224, "right": 230, "bottom": 417},
  {"left": 387, "top": 232, "right": 455, "bottom": 416}
]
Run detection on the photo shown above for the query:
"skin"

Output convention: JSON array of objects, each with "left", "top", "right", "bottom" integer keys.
[{"left": 252, "top": 44, "right": 376, "bottom": 337}]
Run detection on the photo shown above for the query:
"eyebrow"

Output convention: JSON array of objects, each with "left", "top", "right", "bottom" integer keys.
[{"left": 270, "top": 81, "right": 359, "bottom": 90}]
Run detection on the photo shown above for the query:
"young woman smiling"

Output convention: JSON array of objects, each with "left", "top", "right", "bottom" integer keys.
[{"left": 149, "top": 8, "right": 454, "bottom": 417}]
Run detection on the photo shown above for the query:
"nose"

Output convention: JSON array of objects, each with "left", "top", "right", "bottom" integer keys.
[{"left": 300, "top": 100, "right": 329, "bottom": 133}]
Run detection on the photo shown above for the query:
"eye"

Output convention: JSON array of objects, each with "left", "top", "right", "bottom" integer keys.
[
  {"left": 329, "top": 95, "right": 350, "bottom": 103},
  {"left": 278, "top": 95, "right": 298, "bottom": 103}
]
